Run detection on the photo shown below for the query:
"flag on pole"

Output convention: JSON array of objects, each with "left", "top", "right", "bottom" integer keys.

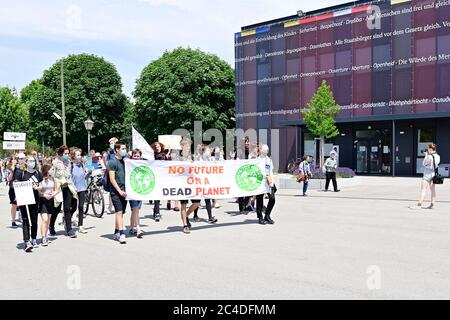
[{"left": 132, "top": 127, "right": 154, "bottom": 160}]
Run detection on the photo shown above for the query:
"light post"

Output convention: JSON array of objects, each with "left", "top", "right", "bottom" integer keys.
[
  {"left": 40, "top": 130, "right": 46, "bottom": 156},
  {"left": 84, "top": 119, "right": 94, "bottom": 153},
  {"left": 61, "top": 60, "right": 67, "bottom": 146}
]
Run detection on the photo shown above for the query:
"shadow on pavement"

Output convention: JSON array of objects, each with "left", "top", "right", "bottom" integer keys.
[{"left": 99, "top": 219, "right": 260, "bottom": 240}]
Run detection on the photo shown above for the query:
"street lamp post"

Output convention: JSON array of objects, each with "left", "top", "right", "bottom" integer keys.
[
  {"left": 40, "top": 130, "right": 46, "bottom": 156},
  {"left": 61, "top": 60, "right": 67, "bottom": 146},
  {"left": 84, "top": 119, "right": 94, "bottom": 153}
]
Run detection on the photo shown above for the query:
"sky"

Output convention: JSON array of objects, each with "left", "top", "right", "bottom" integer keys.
[{"left": 0, "top": 0, "right": 346, "bottom": 97}]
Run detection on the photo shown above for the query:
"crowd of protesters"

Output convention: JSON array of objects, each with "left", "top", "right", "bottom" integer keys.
[{"left": 4, "top": 136, "right": 277, "bottom": 251}]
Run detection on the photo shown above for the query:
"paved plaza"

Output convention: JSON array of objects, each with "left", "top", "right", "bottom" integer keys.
[{"left": 1, "top": 176, "right": 449, "bottom": 299}]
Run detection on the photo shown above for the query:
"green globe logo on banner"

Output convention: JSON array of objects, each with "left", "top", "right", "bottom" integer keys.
[
  {"left": 235, "top": 164, "right": 264, "bottom": 192},
  {"left": 130, "top": 166, "right": 155, "bottom": 195}
]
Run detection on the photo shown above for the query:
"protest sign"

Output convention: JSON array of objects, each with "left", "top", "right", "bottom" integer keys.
[{"left": 13, "top": 181, "right": 36, "bottom": 206}]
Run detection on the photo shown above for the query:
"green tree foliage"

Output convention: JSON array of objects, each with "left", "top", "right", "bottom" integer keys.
[
  {"left": 22, "top": 54, "right": 129, "bottom": 152},
  {"left": 304, "top": 80, "right": 340, "bottom": 167},
  {"left": 0, "top": 87, "right": 29, "bottom": 134},
  {"left": 304, "top": 80, "right": 340, "bottom": 139},
  {"left": 133, "top": 47, "right": 235, "bottom": 142}
]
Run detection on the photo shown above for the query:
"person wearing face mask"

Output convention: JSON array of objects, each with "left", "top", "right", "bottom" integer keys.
[
  {"left": 256, "top": 144, "right": 276, "bottom": 225},
  {"left": 128, "top": 149, "right": 144, "bottom": 238},
  {"left": 211, "top": 146, "right": 223, "bottom": 209},
  {"left": 107, "top": 142, "right": 129, "bottom": 244},
  {"left": 18, "top": 155, "right": 43, "bottom": 252},
  {"left": 192, "top": 145, "right": 218, "bottom": 224},
  {"left": 51, "top": 145, "right": 78, "bottom": 238},
  {"left": 70, "top": 148, "right": 89, "bottom": 234},
  {"left": 7, "top": 153, "right": 26, "bottom": 228},
  {"left": 36, "top": 164, "right": 58, "bottom": 247}
]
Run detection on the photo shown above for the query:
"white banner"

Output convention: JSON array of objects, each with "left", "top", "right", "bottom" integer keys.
[
  {"left": 3, "top": 132, "right": 26, "bottom": 141},
  {"left": 13, "top": 181, "right": 36, "bottom": 206},
  {"left": 3, "top": 141, "right": 26, "bottom": 150},
  {"left": 132, "top": 127, "right": 154, "bottom": 160},
  {"left": 125, "top": 159, "right": 270, "bottom": 200}
]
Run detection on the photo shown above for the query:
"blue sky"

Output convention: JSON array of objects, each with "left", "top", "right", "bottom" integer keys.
[{"left": 0, "top": 0, "right": 346, "bottom": 97}]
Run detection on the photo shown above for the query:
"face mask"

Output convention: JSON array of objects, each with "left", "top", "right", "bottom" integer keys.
[
  {"left": 28, "top": 162, "right": 36, "bottom": 170},
  {"left": 63, "top": 154, "right": 69, "bottom": 161},
  {"left": 205, "top": 149, "right": 211, "bottom": 157},
  {"left": 110, "top": 144, "right": 115, "bottom": 150},
  {"left": 120, "top": 150, "right": 128, "bottom": 158},
  {"left": 76, "top": 156, "right": 82, "bottom": 162}
]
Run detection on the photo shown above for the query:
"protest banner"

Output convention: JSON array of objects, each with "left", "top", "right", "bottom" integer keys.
[
  {"left": 13, "top": 181, "right": 36, "bottom": 206},
  {"left": 125, "top": 159, "right": 270, "bottom": 200}
]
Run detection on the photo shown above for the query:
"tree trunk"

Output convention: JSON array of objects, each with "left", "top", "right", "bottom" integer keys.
[{"left": 319, "top": 136, "right": 325, "bottom": 169}]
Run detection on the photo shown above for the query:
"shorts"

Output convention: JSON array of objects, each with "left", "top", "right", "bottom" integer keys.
[
  {"left": 129, "top": 200, "right": 142, "bottom": 210},
  {"left": 39, "top": 197, "right": 55, "bottom": 214},
  {"left": 8, "top": 188, "right": 16, "bottom": 205},
  {"left": 111, "top": 192, "right": 128, "bottom": 213},
  {"left": 180, "top": 200, "right": 201, "bottom": 205}
]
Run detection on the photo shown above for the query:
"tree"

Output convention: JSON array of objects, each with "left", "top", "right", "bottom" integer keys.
[
  {"left": 304, "top": 80, "right": 340, "bottom": 168},
  {"left": 133, "top": 47, "right": 235, "bottom": 143},
  {"left": 0, "top": 87, "right": 29, "bottom": 134},
  {"left": 22, "top": 54, "right": 129, "bottom": 152}
]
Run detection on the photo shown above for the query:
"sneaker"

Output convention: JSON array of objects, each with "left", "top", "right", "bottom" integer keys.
[
  {"left": 423, "top": 204, "right": 435, "bottom": 210},
  {"left": 129, "top": 228, "right": 137, "bottom": 236},
  {"left": 208, "top": 217, "right": 218, "bottom": 224},
  {"left": 78, "top": 226, "right": 88, "bottom": 234},
  {"left": 119, "top": 234, "right": 126, "bottom": 244},
  {"left": 49, "top": 227, "right": 56, "bottom": 236},
  {"left": 24, "top": 241, "right": 33, "bottom": 253},
  {"left": 303, "top": 193, "right": 307, "bottom": 197},
  {"left": 68, "top": 230, "right": 77, "bottom": 238},
  {"left": 11, "top": 222, "right": 18, "bottom": 228},
  {"left": 114, "top": 232, "right": 121, "bottom": 241},
  {"left": 183, "top": 226, "right": 190, "bottom": 234},
  {"left": 137, "top": 231, "right": 144, "bottom": 239},
  {"left": 214, "top": 203, "right": 221, "bottom": 209},
  {"left": 409, "top": 205, "right": 423, "bottom": 210},
  {"left": 173, "top": 207, "right": 180, "bottom": 212},
  {"left": 154, "top": 214, "right": 161, "bottom": 222},
  {"left": 31, "top": 239, "right": 39, "bottom": 248},
  {"left": 41, "top": 237, "right": 49, "bottom": 247},
  {"left": 193, "top": 216, "right": 201, "bottom": 223}
]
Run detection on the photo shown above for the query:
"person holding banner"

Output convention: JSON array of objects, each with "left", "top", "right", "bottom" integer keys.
[
  {"left": 179, "top": 138, "right": 200, "bottom": 234},
  {"left": 108, "top": 142, "right": 129, "bottom": 244},
  {"left": 17, "top": 155, "right": 43, "bottom": 251},
  {"left": 129, "top": 149, "right": 144, "bottom": 238},
  {"left": 36, "top": 164, "right": 58, "bottom": 247},
  {"left": 7, "top": 153, "right": 25, "bottom": 228},
  {"left": 51, "top": 146, "right": 78, "bottom": 239},
  {"left": 192, "top": 145, "right": 218, "bottom": 224},
  {"left": 151, "top": 141, "right": 171, "bottom": 221},
  {"left": 256, "top": 144, "right": 276, "bottom": 225}
]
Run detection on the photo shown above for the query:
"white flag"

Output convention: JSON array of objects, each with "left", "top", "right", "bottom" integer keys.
[{"left": 132, "top": 127, "right": 154, "bottom": 160}]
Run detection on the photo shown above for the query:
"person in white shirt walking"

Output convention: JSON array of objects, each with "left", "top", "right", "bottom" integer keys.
[{"left": 410, "top": 143, "right": 440, "bottom": 210}]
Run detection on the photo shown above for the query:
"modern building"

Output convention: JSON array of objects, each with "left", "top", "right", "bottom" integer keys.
[{"left": 235, "top": 0, "right": 450, "bottom": 176}]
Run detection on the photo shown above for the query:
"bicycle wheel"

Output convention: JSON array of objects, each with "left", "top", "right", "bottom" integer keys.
[
  {"left": 91, "top": 187, "right": 105, "bottom": 218},
  {"left": 83, "top": 191, "right": 90, "bottom": 216}
]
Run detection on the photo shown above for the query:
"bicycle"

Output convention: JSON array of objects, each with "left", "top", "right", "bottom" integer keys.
[{"left": 83, "top": 170, "right": 105, "bottom": 218}]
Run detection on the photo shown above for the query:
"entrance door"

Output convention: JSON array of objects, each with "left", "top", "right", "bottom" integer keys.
[{"left": 355, "top": 130, "right": 391, "bottom": 174}]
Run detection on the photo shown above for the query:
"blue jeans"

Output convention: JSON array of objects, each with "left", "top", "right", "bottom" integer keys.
[{"left": 302, "top": 180, "right": 309, "bottom": 194}]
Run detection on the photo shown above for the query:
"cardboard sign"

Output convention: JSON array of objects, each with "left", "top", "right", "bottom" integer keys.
[{"left": 13, "top": 181, "right": 36, "bottom": 206}]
